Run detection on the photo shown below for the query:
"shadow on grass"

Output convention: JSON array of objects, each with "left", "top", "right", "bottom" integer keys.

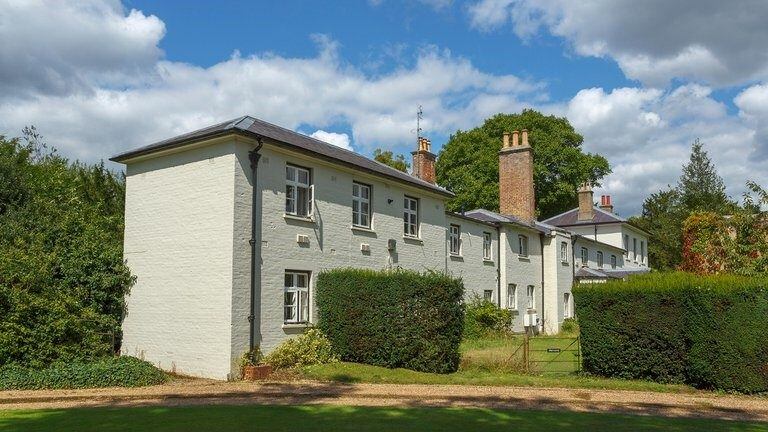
[{"left": 2, "top": 404, "right": 767, "bottom": 432}]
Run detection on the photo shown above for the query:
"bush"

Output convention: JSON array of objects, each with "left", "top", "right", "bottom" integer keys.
[
  {"left": 574, "top": 272, "right": 768, "bottom": 393},
  {"left": 0, "top": 356, "right": 168, "bottom": 390},
  {"left": 316, "top": 268, "right": 464, "bottom": 374},
  {"left": 559, "top": 318, "right": 579, "bottom": 335},
  {"left": 463, "top": 297, "right": 512, "bottom": 339},
  {"left": 263, "top": 329, "right": 338, "bottom": 370}
]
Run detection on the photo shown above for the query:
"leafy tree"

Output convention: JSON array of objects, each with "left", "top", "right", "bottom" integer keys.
[
  {"left": 435, "top": 110, "right": 611, "bottom": 218},
  {"left": 0, "top": 130, "right": 133, "bottom": 367},
  {"left": 373, "top": 148, "right": 410, "bottom": 172}
]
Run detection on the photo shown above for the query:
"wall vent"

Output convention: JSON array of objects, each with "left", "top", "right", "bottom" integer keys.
[
  {"left": 296, "top": 234, "right": 310, "bottom": 245},
  {"left": 360, "top": 243, "right": 371, "bottom": 253}
]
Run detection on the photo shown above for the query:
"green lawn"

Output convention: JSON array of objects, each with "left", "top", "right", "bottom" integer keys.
[{"left": 1, "top": 405, "right": 765, "bottom": 432}]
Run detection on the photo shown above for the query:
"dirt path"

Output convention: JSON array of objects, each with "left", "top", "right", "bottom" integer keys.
[{"left": 1, "top": 378, "right": 766, "bottom": 422}]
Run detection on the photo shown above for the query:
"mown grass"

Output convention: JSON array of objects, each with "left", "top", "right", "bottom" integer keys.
[{"left": 2, "top": 404, "right": 765, "bottom": 432}]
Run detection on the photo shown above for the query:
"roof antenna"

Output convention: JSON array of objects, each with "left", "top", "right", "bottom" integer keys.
[{"left": 416, "top": 105, "right": 423, "bottom": 146}]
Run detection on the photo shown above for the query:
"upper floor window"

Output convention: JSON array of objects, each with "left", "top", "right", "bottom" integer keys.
[
  {"left": 526, "top": 285, "right": 535, "bottom": 310},
  {"left": 623, "top": 234, "right": 629, "bottom": 257},
  {"left": 403, "top": 196, "right": 419, "bottom": 237},
  {"left": 560, "top": 241, "right": 568, "bottom": 262},
  {"left": 611, "top": 254, "right": 617, "bottom": 269},
  {"left": 284, "top": 271, "right": 310, "bottom": 324},
  {"left": 507, "top": 284, "right": 517, "bottom": 310},
  {"left": 352, "top": 182, "right": 371, "bottom": 228},
  {"left": 449, "top": 224, "right": 461, "bottom": 255},
  {"left": 518, "top": 235, "right": 529, "bottom": 257},
  {"left": 580, "top": 247, "right": 588, "bottom": 267},
  {"left": 597, "top": 251, "right": 604, "bottom": 268},
  {"left": 286, "top": 165, "right": 312, "bottom": 217},
  {"left": 633, "top": 238, "right": 638, "bottom": 262},
  {"left": 482, "top": 232, "right": 492, "bottom": 260}
]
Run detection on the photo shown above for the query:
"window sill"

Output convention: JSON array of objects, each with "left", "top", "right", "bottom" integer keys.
[
  {"left": 518, "top": 256, "right": 530, "bottom": 262},
  {"left": 561, "top": 260, "right": 569, "bottom": 265},
  {"left": 449, "top": 254, "right": 463, "bottom": 261},
  {"left": 282, "top": 323, "right": 310, "bottom": 329},
  {"left": 284, "top": 214, "right": 315, "bottom": 224},
  {"left": 403, "top": 236, "right": 423, "bottom": 244},
  {"left": 483, "top": 259, "right": 494, "bottom": 264},
  {"left": 351, "top": 225, "right": 376, "bottom": 234}
]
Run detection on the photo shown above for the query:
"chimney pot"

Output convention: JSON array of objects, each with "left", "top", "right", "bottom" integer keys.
[
  {"left": 503, "top": 132, "right": 510, "bottom": 148},
  {"left": 521, "top": 129, "right": 529, "bottom": 146},
  {"left": 512, "top": 130, "right": 519, "bottom": 147},
  {"left": 599, "top": 194, "right": 614, "bottom": 213}
]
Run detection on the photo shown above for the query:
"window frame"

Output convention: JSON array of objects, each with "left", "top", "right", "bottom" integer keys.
[
  {"left": 597, "top": 251, "right": 604, "bottom": 268},
  {"left": 633, "top": 238, "right": 638, "bottom": 262},
  {"left": 403, "top": 196, "right": 419, "bottom": 238},
  {"left": 640, "top": 240, "right": 645, "bottom": 265},
  {"left": 580, "top": 247, "right": 588, "bottom": 267},
  {"left": 560, "top": 241, "right": 568, "bottom": 262},
  {"left": 285, "top": 164, "right": 313, "bottom": 217},
  {"left": 483, "top": 290, "right": 494, "bottom": 302},
  {"left": 518, "top": 235, "right": 529, "bottom": 257},
  {"left": 283, "top": 271, "right": 310, "bottom": 324},
  {"left": 623, "top": 234, "right": 629, "bottom": 257},
  {"left": 526, "top": 285, "right": 535, "bottom": 310},
  {"left": 352, "top": 181, "right": 372, "bottom": 228},
  {"left": 449, "top": 224, "right": 461, "bottom": 256},
  {"left": 610, "top": 254, "right": 617, "bottom": 269},
  {"left": 482, "top": 232, "right": 493, "bottom": 260},
  {"left": 507, "top": 283, "right": 517, "bottom": 310},
  {"left": 563, "top": 292, "right": 571, "bottom": 318}
]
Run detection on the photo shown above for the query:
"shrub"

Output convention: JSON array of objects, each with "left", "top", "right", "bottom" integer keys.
[
  {"left": 559, "top": 318, "right": 579, "bottom": 336},
  {"left": 0, "top": 356, "right": 168, "bottom": 390},
  {"left": 463, "top": 296, "right": 512, "bottom": 339},
  {"left": 316, "top": 268, "right": 464, "bottom": 374},
  {"left": 574, "top": 272, "right": 768, "bottom": 393},
  {"left": 263, "top": 329, "right": 338, "bottom": 370}
]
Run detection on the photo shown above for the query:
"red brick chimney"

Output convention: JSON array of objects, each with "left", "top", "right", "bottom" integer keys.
[
  {"left": 599, "top": 195, "right": 614, "bottom": 213},
  {"left": 411, "top": 137, "right": 436, "bottom": 184},
  {"left": 578, "top": 183, "right": 595, "bottom": 221},
  {"left": 499, "top": 129, "right": 535, "bottom": 223}
]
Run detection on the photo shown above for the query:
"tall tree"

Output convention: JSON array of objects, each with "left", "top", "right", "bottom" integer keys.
[
  {"left": 435, "top": 110, "right": 611, "bottom": 219},
  {"left": 678, "top": 139, "right": 735, "bottom": 212},
  {"left": 373, "top": 148, "right": 410, "bottom": 173}
]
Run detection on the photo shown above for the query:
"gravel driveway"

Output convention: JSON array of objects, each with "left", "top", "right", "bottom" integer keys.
[{"left": 1, "top": 378, "right": 766, "bottom": 422}]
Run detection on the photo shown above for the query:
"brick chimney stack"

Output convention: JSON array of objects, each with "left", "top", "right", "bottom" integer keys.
[
  {"left": 499, "top": 129, "right": 535, "bottom": 223},
  {"left": 412, "top": 137, "right": 436, "bottom": 184},
  {"left": 599, "top": 195, "right": 614, "bottom": 213},
  {"left": 578, "top": 183, "right": 595, "bottom": 221}
]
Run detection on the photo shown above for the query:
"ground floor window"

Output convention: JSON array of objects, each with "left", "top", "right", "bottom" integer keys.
[
  {"left": 483, "top": 289, "right": 493, "bottom": 302},
  {"left": 284, "top": 271, "right": 310, "bottom": 323},
  {"left": 507, "top": 284, "right": 517, "bottom": 310},
  {"left": 526, "top": 285, "right": 535, "bottom": 310},
  {"left": 563, "top": 292, "right": 571, "bottom": 318}
]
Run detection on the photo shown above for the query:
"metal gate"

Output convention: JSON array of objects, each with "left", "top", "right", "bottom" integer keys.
[{"left": 507, "top": 336, "right": 581, "bottom": 374}]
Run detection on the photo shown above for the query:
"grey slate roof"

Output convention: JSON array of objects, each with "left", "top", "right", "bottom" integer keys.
[
  {"left": 110, "top": 116, "right": 453, "bottom": 198},
  {"left": 463, "top": 209, "right": 551, "bottom": 234},
  {"left": 543, "top": 206, "right": 627, "bottom": 227},
  {"left": 575, "top": 267, "right": 614, "bottom": 279}
]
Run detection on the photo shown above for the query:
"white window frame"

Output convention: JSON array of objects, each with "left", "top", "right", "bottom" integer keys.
[
  {"left": 518, "top": 235, "right": 529, "bottom": 257},
  {"left": 560, "top": 241, "right": 568, "bottom": 262},
  {"left": 633, "top": 238, "right": 638, "bottom": 262},
  {"left": 640, "top": 240, "right": 645, "bottom": 265},
  {"left": 597, "top": 251, "right": 604, "bottom": 268},
  {"left": 611, "top": 254, "right": 617, "bottom": 269},
  {"left": 449, "top": 224, "right": 461, "bottom": 256},
  {"left": 580, "top": 247, "right": 588, "bottom": 267},
  {"left": 403, "top": 196, "right": 419, "bottom": 237},
  {"left": 526, "top": 285, "right": 535, "bottom": 310},
  {"left": 623, "top": 234, "right": 629, "bottom": 257},
  {"left": 285, "top": 164, "right": 313, "bottom": 217},
  {"left": 507, "top": 284, "right": 517, "bottom": 310},
  {"left": 483, "top": 290, "right": 493, "bottom": 302},
  {"left": 563, "top": 293, "right": 571, "bottom": 318},
  {"left": 352, "top": 182, "right": 372, "bottom": 228},
  {"left": 482, "top": 232, "right": 492, "bottom": 260},
  {"left": 284, "top": 271, "right": 310, "bottom": 324}
]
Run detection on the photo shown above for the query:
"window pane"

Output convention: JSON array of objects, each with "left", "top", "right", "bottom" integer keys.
[
  {"left": 404, "top": 198, "right": 408, "bottom": 208},
  {"left": 296, "top": 273, "right": 307, "bottom": 287},
  {"left": 297, "top": 187, "right": 308, "bottom": 216},
  {"left": 361, "top": 202, "right": 369, "bottom": 216},
  {"left": 300, "top": 291, "right": 309, "bottom": 322},
  {"left": 284, "top": 273, "right": 293, "bottom": 287},
  {"left": 298, "top": 169, "right": 309, "bottom": 185},
  {"left": 284, "top": 306, "right": 295, "bottom": 322},
  {"left": 410, "top": 200, "right": 417, "bottom": 211},
  {"left": 352, "top": 183, "right": 359, "bottom": 197},
  {"left": 286, "top": 166, "right": 295, "bottom": 181}
]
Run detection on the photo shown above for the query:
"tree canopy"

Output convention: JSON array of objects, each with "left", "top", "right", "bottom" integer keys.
[
  {"left": 0, "top": 129, "right": 132, "bottom": 367},
  {"left": 435, "top": 110, "right": 611, "bottom": 219},
  {"left": 373, "top": 148, "right": 410, "bottom": 173}
]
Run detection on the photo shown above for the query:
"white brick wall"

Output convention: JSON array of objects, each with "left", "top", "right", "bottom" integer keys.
[
  {"left": 499, "top": 225, "right": 543, "bottom": 332},
  {"left": 445, "top": 214, "right": 498, "bottom": 300},
  {"left": 121, "top": 141, "right": 238, "bottom": 380}
]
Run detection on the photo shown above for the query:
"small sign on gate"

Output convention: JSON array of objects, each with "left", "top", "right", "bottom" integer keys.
[{"left": 546, "top": 348, "right": 561, "bottom": 353}]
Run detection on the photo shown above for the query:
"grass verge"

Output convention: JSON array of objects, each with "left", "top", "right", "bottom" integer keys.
[{"left": 1, "top": 404, "right": 765, "bottom": 432}]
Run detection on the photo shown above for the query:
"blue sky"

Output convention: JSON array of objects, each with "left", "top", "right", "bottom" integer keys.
[{"left": 1, "top": 0, "right": 766, "bottom": 216}]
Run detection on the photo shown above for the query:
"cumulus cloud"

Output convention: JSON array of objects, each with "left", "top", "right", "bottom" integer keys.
[
  {"left": 310, "top": 130, "right": 353, "bottom": 151},
  {"left": 735, "top": 84, "right": 768, "bottom": 162},
  {"left": 467, "top": 0, "right": 768, "bottom": 87},
  {"left": 0, "top": 0, "right": 165, "bottom": 97}
]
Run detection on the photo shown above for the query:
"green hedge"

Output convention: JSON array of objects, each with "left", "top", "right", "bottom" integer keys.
[
  {"left": 574, "top": 272, "right": 768, "bottom": 393},
  {"left": 0, "top": 356, "right": 168, "bottom": 390},
  {"left": 316, "top": 268, "right": 464, "bottom": 373},
  {"left": 463, "top": 297, "right": 512, "bottom": 339}
]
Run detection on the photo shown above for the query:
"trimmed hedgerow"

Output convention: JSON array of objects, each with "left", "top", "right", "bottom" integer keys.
[
  {"left": 0, "top": 356, "right": 168, "bottom": 390},
  {"left": 316, "top": 268, "right": 464, "bottom": 374},
  {"left": 574, "top": 272, "right": 768, "bottom": 393}
]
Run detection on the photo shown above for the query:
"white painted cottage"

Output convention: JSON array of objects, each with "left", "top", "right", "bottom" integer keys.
[{"left": 111, "top": 116, "right": 649, "bottom": 379}]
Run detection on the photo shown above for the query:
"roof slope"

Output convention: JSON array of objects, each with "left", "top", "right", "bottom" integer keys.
[
  {"left": 463, "top": 209, "right": 552, "bottom": 234},
  {"left": 110, "top": 116, "right": 452, "bottom": 197},
  {"left": 543, "top": 206, "right": 627, "bottom": 227}
]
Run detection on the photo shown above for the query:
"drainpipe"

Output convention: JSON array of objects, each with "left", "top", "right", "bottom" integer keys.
[
  {"left": 496, "top": 223, "right": 501, "bottom": 308},
  {"left": 248, "top": 138, "right": 264, "bottom": 361},
  {"left": 539, "top": 232, "right": 545, "bottom": 333}
]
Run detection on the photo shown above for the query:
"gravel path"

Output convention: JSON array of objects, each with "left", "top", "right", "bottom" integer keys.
[{"left": 1, "top": 378, "right": 766, "bottom": 422}]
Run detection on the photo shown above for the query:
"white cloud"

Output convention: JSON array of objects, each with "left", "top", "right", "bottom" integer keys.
[
  {"left": 310, "top": 130, "right": 353, "bottom": 151},
  {"left": 467, "top": 0, "right": 768, "bottom": 87},
  {"left": 735, "top": 84, "right": 768, "bottom": 162},
  {"left": 0, "top": 0, "right": 165, "bottom": 97}
]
